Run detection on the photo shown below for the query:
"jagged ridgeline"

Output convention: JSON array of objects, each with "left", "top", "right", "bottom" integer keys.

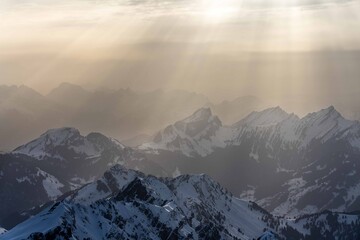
[
  {"left": 140, "top": 106, "right": 360, "bottom": 216},
  {"left": 2, "top": 165, "right": 360, "bottom": 240}
]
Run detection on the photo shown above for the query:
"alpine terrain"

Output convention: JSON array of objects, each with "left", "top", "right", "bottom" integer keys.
[
  {"left": 2, "top": 165, "right": 360, "bottom": 240},
  {"left": 140, "top": 106, "right": 360, "bottom": 216},
  {"left": 1, "top": 106, "right": 360, "bottom": 239},
  {"left": 0, "top": 127, "right": 162, "bottom": 229}
]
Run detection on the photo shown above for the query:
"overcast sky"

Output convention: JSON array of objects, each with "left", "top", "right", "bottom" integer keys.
[{"left": 1, "top": 0, "right": 360, "bottom": 105}]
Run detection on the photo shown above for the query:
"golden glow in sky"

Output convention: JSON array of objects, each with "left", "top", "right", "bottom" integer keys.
[
  {"left": 2, "top": 0, "right": 360, "bottom": 52},
  {"left": 1, "top": 0, "right": 360, "bottom": 103}
]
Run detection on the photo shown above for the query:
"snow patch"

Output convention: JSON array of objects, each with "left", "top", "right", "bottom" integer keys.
[{"left": 36, "top": 168, "right": 64, "bottom": 200}]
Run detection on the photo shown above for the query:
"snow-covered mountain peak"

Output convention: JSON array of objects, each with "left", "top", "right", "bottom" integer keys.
[
  {"left": 42, "top": 127, "right": 80, "bottom": 142},
  {"left": 172, "top": 173, "right": 215, "bottom": 188},
  {"left": 181, "top": 107, "right": 213, "bottom": 123},
  {"left": 234, "top": 106, "right": 292, "bottom": 128},
  {"left": 12, "top": 127, "right": 126, "bottom": 160},
  {"left": 13, "top": 127, "right": 82, "bottom": 158},
  {"left": 173, "top": 107, "right": 222, "bottom": 136},
  {"left": 70, "top": 164, "right": 141, "bottom": 204},
  {"left": 303, "top": 106, "right": 342, "bottom": 121},
  {"left": 140, "top": 105, "right": 360, "bottom": 157},
  {"left": 230, "top": 106, "right": 360, "bottom": 148},
  {"left": 86, "top": 132, "right": 126, "bottom": 150},
  {"left": 69, "top": 164, "right": 223, "bottom": 208},
  {"left": 297, "top": 106, "right": 359, "bottom": 145},
  {"left": 169, "top": 173, "right": 225, "bottom": 201},
  {"left": 140, "top": 108, "right": 225, "bottom": 157}
]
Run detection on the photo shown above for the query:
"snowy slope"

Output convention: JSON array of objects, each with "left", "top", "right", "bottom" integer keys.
[
  {"left": 1, "top": 165, "right": 279, "bottom": 240},
  {"left": 3, "top": 165, "right": 360, "bottom": 240}
]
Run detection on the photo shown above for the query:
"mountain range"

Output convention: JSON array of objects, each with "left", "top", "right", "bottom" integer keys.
[
  {"left": 1, "top": 105, "right": 360, "bottom": 239},
  {"left": 140, "top": 106, "right": 360, "bottom": 216}
]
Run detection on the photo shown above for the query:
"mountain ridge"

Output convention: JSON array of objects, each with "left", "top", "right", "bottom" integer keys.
[
  {"left": 1, "top": 164, "right": 278, "bottom": 240},
  {"left": 3, "top": 164, "right": 360, "bottom": 240},
  {"left": 139, "top": 105, "right": 360, "bottom": 217},
  {"left": 141, "top": 105, "right": 360, "bottom": 157}
]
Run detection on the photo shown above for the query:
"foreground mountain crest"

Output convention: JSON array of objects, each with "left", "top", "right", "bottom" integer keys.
[
  {"left": 1, "top": 165, "right": 276, "bottom": 240},
  {"left": 3, "top": 164, "right": 360, "bottom": 240}
]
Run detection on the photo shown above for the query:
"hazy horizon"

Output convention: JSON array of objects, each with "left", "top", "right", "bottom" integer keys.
[
  {"left": 1, "top": 0, "right": 360, "bottom": 104},
  {"left": 1, "top": 81, "right": 359, "bottom": 118}
]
